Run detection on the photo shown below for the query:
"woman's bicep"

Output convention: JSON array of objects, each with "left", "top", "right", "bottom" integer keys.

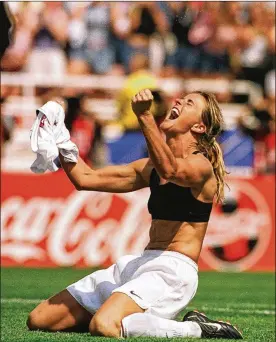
[{"left": 80, "top": 159, "right": 150, "bottom": 193}]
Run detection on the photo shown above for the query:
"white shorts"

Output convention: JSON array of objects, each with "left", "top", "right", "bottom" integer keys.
[{"left": 67, "top": 250, "right": 198, "bottom": 319}]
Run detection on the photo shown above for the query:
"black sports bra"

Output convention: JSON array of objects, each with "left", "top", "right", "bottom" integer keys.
[{"left": 147, "top": 165, "right": 213, "bottom": 222}]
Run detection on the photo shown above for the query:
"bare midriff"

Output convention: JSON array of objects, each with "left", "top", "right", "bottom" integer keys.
[{"left": 145, "top": 219, "right": 208, "bottom": 263}]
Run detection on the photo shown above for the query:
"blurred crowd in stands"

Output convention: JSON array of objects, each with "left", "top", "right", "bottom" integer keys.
[{"left": 1, "top": 1, "right": 275, "bottom": 174}]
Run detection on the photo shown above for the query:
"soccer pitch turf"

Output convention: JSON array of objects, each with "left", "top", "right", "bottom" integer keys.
[{"left": 1, "top": 268, "right": 275, "bottom": 342}]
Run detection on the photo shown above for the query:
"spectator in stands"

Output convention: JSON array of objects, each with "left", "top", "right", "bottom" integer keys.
[
  {"left": 263, "top": 25, "right": 275, "bottom": 90},
  {"left": 110, "top": 2, "right": 169, "bottom": 74},
  {"left": 247, "top": 2, "right": 274, "bottom": 36},
  {"left": 223, "top": 2, "right": 247, "bottom": 26},
  {"left": 195, "top": 2, "right": 232, "bottom": 77},
  {"left": 231, "top": 2, "right": 275, "bottom": 89},
  {"left": 64, "top": 95, "right": 95, "bottom": 166},
  {"left": 24, "top": 2, "right": 68, "bottom": 76},
  {"left": 0, "top": 99, "right": 15, "bottom": 158},
  {"left": 235, "top": 25, "right": 270, "bottom": 88},
  {"left": 101, "top": 54, "right": 167, "bottom": 165},
  {"left": 162, "top": 2, "right": 202, "bottom": 77},
  {"left": 1, "top": 3, "right": 36, "bottom": 71},
  {"left": 238, "top": 97, "right": 275, "bottom": 174},
  {"left": 116, "top": 54, "right": 158, "bottom": 131},
  {"left": 110, "top": 2, "right": 135, "bottom": 74},
  {"left": 67, "top": 2, "right": 115, "bottom": 75},
  {"left": 265, "top": 70, "right": 275, "bottom": 101}
]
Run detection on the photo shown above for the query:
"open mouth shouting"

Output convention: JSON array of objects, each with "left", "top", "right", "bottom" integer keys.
[{"left": 168, "top": 107, "right": 180, "bottom": 120}]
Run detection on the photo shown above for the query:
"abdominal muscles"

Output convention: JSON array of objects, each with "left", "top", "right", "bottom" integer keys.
[{"left": 145, "top": 219, "right": 208, "bottom": 263}]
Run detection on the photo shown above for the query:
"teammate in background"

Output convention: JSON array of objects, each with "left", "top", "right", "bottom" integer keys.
[{"left": 27, "top": 89, "right": 243, "bottom": 339}]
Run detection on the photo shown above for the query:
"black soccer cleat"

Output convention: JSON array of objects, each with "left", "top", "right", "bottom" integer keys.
[
  {"left": 197, "top": 321, "right": 243, "bottom": 339},
  {"left": 183, "top": 311, "right": 243, "bottom": 339},
  {"left": 183, "top": 310, "right": 209, "bottom": 323}
]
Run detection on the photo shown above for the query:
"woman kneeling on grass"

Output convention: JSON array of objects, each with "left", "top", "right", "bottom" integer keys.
[{"left": 27, "top": 89, "right": 242, "bottom": 339}]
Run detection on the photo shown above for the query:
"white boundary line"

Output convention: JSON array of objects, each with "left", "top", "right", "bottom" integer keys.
[
  {"left": 1, "top": 298, "right": 275, "bottom": 315},
  {"left": 198, "top": 306, "right": 275, "bottom": 316},
  {"left": 1, "top": 298, "right": 41, "bottom": 304}
]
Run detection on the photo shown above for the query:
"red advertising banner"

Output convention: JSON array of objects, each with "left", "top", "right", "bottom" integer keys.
[{"left": 1, "top": 171, "right": 275, "bottom": 272}]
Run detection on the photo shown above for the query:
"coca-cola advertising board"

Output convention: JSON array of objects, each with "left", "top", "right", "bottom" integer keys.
[{"left": 1, "top": 171, "right": 275, "bottom": 272}]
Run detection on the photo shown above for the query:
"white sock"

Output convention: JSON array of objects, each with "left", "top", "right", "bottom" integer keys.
[{"left": 121, "top": 313, "right": 202, "bottom": 338}]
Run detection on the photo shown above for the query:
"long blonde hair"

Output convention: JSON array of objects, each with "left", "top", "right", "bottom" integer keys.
[{"left": 193, "top": 91, "right": 227, "bottom": 203}]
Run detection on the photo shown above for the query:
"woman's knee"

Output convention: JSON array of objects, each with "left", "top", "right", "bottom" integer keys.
[
  {"left": 89, "top": 313, "right": 121, "bottom": 337},
  {"left": 26, "top": 309, "right": 46, "bottom": 331},
  {"left": 26, "top": 289, "right": 90, "bottom": 332}
]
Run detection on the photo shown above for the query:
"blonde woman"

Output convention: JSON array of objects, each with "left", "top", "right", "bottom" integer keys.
[{"left": 27, "top": 90, "right": 242, "bottom": 339}]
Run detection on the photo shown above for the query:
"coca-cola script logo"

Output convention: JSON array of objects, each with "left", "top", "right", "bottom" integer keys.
[
  {"left": 1, "top": 190, "right": 151, "bottom": 267},
  {"left": 1, "top": 176, "right": 273, "bottom": 271},
  {"left": 201, "top": 180, "right": 272, "bottom": 271}
]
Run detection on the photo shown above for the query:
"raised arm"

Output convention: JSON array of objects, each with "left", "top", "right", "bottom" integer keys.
[
  {"left": 131, "top": 89, "right": 213, "bottom": 187},
  {"left": 59, "top": 154, "right": 152, "bottom": 193}
]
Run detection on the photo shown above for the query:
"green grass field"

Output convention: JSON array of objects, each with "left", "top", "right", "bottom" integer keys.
[{"left": 1, "top": 268, "right": 275, "bottom": 342}]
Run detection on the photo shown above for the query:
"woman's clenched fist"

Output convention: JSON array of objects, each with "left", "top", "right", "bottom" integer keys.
[{"left": 131, "top": 89, "right": 154, "bottom": 117}]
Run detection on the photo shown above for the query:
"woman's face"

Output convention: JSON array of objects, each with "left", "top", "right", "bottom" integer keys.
[{"left": 160, "top": 93, "right": 207, "bottom": 135}]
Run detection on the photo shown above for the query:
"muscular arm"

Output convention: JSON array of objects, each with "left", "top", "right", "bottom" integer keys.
[
  {"left": 138, "top": 113, "right": 177, "bottom": 179},
  {"left": 59, "top": 154, "right": 151, "bottom": 193}
]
